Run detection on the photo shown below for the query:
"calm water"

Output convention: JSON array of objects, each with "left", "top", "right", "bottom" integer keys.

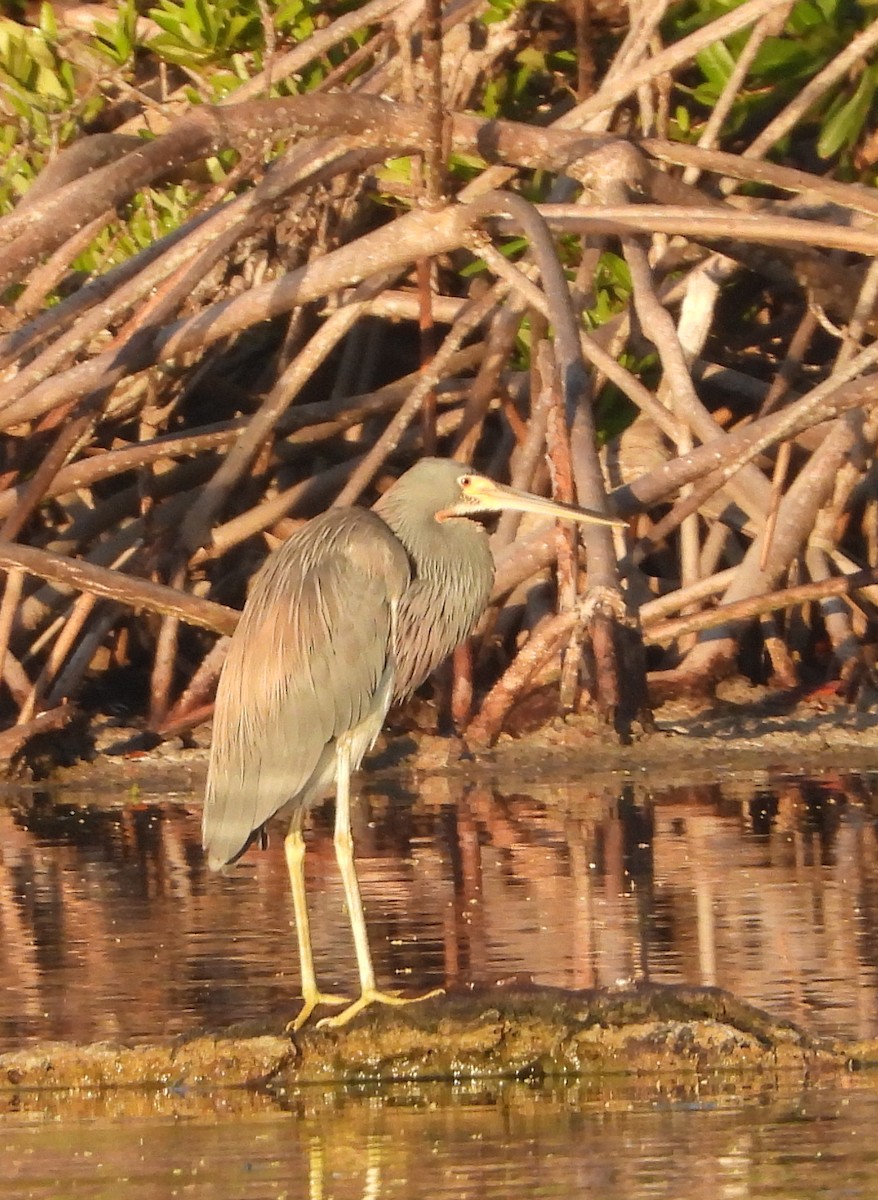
[
  {"left": 5, "top": 1075, "right": 878, "bottom": 1198},
  {"left": 4, "top": 763, "right": 878, "bottom": 1198},
  {"left": 2, "top": 766, "right": 878, "bottom": 1045}
]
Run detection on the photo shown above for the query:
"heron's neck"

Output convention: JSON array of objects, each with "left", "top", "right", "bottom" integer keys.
[
  {"left": 377, "top": 500, "right": 491, "bottom": 580},
  {"left": 375, "top": 499, "right": 495, "bottom": 700}
]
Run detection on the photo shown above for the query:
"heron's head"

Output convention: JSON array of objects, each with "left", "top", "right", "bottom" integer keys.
[{"left": 379, "top": 457, "right": 626, "bottom": 529}]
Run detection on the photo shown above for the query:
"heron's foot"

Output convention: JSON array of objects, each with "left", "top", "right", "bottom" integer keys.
[
  {"left": 286, "top": 989, "right": 351, "bottom": 1033},
  {"left": 315, "top": 985, "right": 444, "bottom": 1030}
]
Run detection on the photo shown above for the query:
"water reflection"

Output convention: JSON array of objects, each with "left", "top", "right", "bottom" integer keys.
[
  {"left": 1, "top": 768, "right": 878, "bottom": 1046},
  {"left": 5, "top": 1076, "right": 878, "bottom": 1200}
]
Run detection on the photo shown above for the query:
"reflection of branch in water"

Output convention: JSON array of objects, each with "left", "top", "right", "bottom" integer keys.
[
  {"left": 2, "top": 772, "right": 878, "bottom": 1044},
  {"left": 444, "top": 787, "right": 486, "bottom": 988},
  {"left": 307, "top": 1128, "right": 387, "bottom": 1200},
  {"left": 0, "top": 807, "right": 44, "bottom": 1026},
  {"left": 565, "top": 814, "right": 597, "bottom": 991},
  {"left": 649, "top": 776, "right": 878, "bottom": 1037},
  {"left": 2, "top": 796, "right": 214, "bottom": 1043},
  {"left": 452, "top": 783, "right": 654, "bottom": 990}
]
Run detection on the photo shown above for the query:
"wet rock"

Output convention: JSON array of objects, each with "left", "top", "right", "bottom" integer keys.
[
  {"left": 0, "top": 985, "right": 846, "bottom": 1097},
  {"left": 279, "top": 984, "right": 842, "bottom": 1086},
  {"left": 0, "top": 1034, "right": 293, "bottom": 1092}
]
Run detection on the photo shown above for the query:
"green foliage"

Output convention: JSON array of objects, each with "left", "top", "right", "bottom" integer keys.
[
  {"left": 91, "top": 1, "right": 139, "bottom": 68},
  {"left": 0, "top": 8, "right": 103, "bottom": 207},
  {"left": 817, "top": 62, "right": 878, "bottom": 160},
  {"left": 0, "top": 0, "right": 329, "bottom": 220},
  {"left": 0, "top": 10, "right": 76, "bottom": 107},
  {"left": 594, "top": 354, "right": 657, "bottom": 443},
  {"left": 146, "top": 0, "right": 263, "bottom": 67},
  {"left": 0, "top": 126, "right": 37, "bottom": 212},
  {"left": 477, "top": 0, "right": 583, "bottom": 125},
  {"left": 480, "top": 40, "right": 574, "bottom": 122},
  {"left": 4, "top": 0, "right": 877, "bottom": 294},
  {"left": 72, "top": 184, "right": 201, "bottom": 274},
  {"left": 460, "top": 246, "right": 633, "bottom": 377},
  {"left": 481, "top": 0, "right": 530, "bottom": 25},
  {"left": 274, "top": 0, "right": 316, "bottom": 41},
  {"left": 461, "top": 235, "right": 530, "bottom": 278},
  {"left": 666, "top": 0, "right": 878, "bottom": 170},
  {"left": 584, "top": 253, "right": 632, "bottom": 329},
  {"left": 143, "top": 0, "right": 318, "bottom": 73},
  {"left": 374, "top": 149, "right": 489, "bottom": 208}
]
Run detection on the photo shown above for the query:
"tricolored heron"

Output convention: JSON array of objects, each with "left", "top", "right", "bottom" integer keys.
[{"left": 202, "top": 458, "right": 623, "bottom": 1028}]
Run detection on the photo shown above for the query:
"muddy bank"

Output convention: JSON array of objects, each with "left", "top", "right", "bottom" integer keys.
[
  {"left": 23, "top": 680, "right": 878, "bottom": 801},
  {"left": 0, "top": 985, "right": 867, "bottom": 1106}
]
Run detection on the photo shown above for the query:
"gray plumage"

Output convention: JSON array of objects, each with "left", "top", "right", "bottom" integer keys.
[
  {"left": 374, "top": 461, "right": 493, "bottom": 703},
  {"left": 200, "top": 456, "right": 623, "bottom": 1028},
  {"left": 204, "top": 505, "right": 409, "bottom": 869},
  {"left": 204, "top": 459, "right": 493, "bottom": 869}
]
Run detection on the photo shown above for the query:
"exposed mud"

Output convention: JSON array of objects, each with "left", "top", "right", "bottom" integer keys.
[
  {"left": 29, "top": 677, "right": 878, "bottom": 801},
  {"left": 0, "top": 984, "right": 869, "bottom": 1108}
]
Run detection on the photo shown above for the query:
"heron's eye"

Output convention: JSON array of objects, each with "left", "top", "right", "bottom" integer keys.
[{"left": 459, "top": 475, "right": 473, "bottom": 490}]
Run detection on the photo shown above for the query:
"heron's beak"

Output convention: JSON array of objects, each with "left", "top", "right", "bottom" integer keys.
[{"left": 460, "top": 477, "right": 627, "bottom": 528}]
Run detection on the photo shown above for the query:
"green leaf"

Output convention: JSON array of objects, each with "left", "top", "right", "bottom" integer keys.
[
  {"left": 38, "top": 2, "right": 57, "bottom": 39},
  {"left": 690, "top": 82, "right": 722, "bottom": 107},
  {"left": 788, "top": 0, "right": 828, "bottom": 32},
  {"left": 695, "top": 40, "right": 736, "bottom": 88},
  {"left": 817, "top": 69, "right": 876, "bottom": 158},
  {"left": 461, "top": 235, "right": 529, "bottom": 278},
  {"left": 749, "top": 37, "right": 811, "bottom": 76},
  {"left": 150, "top": 12, "right": 187, "bottom": 37},
  {"left": 35, "top": 62, "right": 66, "bottom": 99},
  {"left": 93, "top": 0, "right": 139, "bottom": 65},
  {"left": 379, "top": 155, "right": 413, "bottom": 183}
]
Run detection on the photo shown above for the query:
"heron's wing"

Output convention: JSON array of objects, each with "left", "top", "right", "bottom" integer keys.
[{"left": 203, "top": 512, "right": 409, "bottom": 868}]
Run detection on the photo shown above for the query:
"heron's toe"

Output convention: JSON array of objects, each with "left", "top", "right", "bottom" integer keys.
[
  {"left": 286, "top": 990, "right": 351, "bottom": 1033},
  {"left": 315, "top": 986, "right": 444, "bottom": 1029}
]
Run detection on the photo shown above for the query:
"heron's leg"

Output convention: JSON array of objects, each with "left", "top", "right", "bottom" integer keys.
[
  {"left": 330, "top": 741, "right": 377, "bottom": 994},
  {"left": 284, "top": 825, "right": 349, "bottom": 1032},
  {"left": 316, "top": 741, "right": 442, "bottom": 1030}
]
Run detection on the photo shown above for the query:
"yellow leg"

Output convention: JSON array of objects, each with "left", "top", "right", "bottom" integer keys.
[
  {"left": 316, "top": 742, "right": 442, "bottom": 1030},
  {"left": 284, "top": 827, "right": 349, "bottom": 1032}
]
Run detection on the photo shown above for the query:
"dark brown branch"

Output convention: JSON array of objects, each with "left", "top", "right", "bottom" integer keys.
[
  {"left": 0, "top": 542, "right": 238, "bottom": 636},
  {"left": 0, "top": 704, "right": 75, "bottom": 762},
  {"left": 0, "top": 98, "right": 612, "bottom": 292}
]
